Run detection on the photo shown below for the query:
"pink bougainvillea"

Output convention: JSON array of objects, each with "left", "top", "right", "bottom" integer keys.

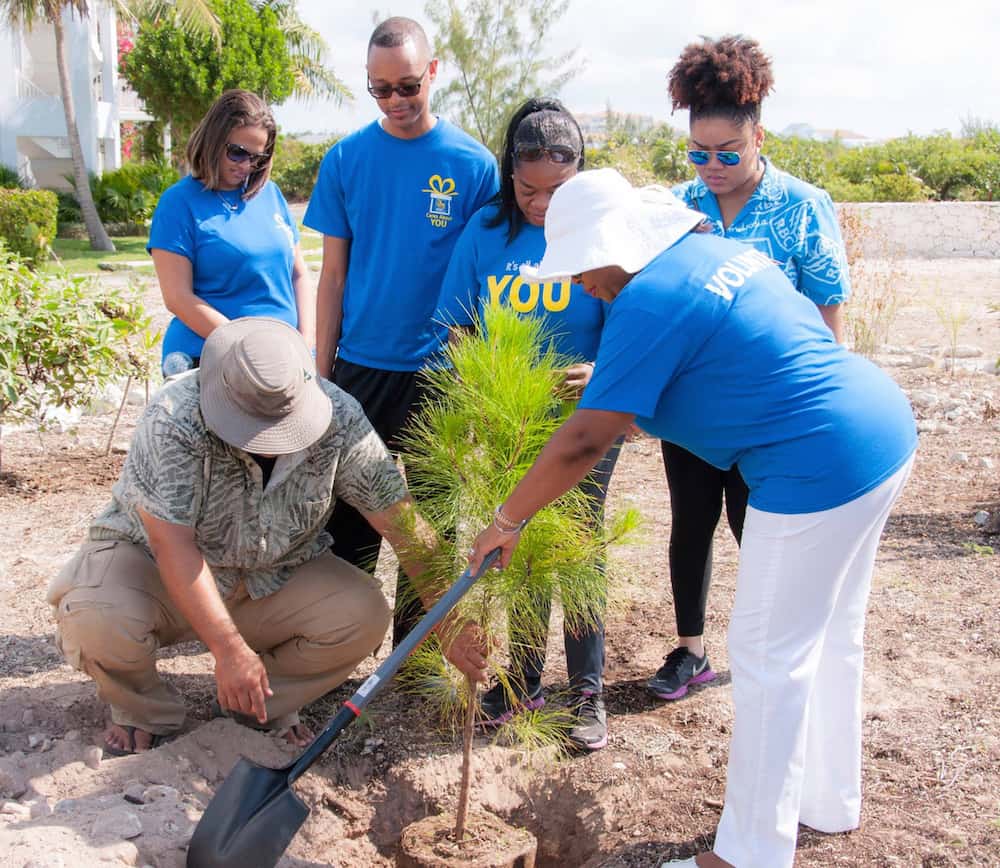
[{"left": 117, "top": 19, "right": 135, "bottom": 71}]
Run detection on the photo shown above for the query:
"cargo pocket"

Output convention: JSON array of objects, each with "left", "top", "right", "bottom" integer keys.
[{"left": 46, "top": 541, "right": 120, "bottom": 607}]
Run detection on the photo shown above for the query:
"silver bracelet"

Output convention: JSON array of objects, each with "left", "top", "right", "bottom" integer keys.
[{"left": 493, "top": 504, "right": 529, "bottom": 534}]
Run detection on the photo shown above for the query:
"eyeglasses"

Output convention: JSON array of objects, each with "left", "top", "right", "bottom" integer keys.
[
  {"left": 514, "top": 145, "right": 579, "bottom": 164},
  {"left": 366, "top": 63, "right": 430, "bottom": 99},
  {"left": 225, "top": 142, "right": 271, "bottom": 168},
  {"left": 687, "top": 148, "right": 744, "bottom": 167}
]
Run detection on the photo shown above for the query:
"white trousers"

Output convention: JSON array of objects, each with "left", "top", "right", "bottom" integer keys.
[{"left": 713, "top": 456, "right": 913, "bottom": 868}]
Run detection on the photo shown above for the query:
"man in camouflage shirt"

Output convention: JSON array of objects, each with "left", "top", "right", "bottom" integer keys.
[{"left": 47, "top": 318, "right": 487, "bottom": 755}]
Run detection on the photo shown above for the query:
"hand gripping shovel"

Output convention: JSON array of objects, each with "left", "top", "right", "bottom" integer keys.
[{"left": 186, "top": 549, "right": 499, "bottom": 868}]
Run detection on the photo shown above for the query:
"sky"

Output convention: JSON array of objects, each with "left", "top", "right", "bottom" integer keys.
[{"left": 275, "top": 0, "right": 1000, "bottom": 141}]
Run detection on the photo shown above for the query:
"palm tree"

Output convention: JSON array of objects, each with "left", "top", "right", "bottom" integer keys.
[
  {"left": 255, "top": 0, "right": 351, "bottom": 104},
  {"left": 0, "top": 0, "right": 217, "bottom": 252}
]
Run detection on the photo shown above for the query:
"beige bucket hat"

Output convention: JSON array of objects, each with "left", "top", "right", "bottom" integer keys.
[
  {"left": 519, "top": 167, "right": 706, "bottom": 282},
  {"left": 199, "top": 317, "right": 331, "bottom": 455}
]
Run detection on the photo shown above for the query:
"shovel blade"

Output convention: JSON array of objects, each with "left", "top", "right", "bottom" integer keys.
[{"left": 186, "top": 757, "right": 310, "bottom": 868}]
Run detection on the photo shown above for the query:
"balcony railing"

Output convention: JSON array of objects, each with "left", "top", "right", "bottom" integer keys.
[{"left": 15, "top": 72, "right": 54, "bottom": 101}]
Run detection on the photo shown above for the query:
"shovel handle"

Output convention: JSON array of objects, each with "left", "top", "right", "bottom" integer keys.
[{"left": 287, "top": 548, "right": 500, "bottom": 783}]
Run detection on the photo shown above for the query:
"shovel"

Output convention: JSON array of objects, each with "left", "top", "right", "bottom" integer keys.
[{"left": 186, "top": 549, "right": 499, "bottom": 868}]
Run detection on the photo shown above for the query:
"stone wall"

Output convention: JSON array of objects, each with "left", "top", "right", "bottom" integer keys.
[{"left": 838, "top": 202, "right": 1000, "bottom": 259}]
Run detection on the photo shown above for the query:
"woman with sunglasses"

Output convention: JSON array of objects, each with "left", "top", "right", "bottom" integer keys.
[
  {"left": 468, "top": 168, "right": 916, "bottom": 867},
  {"left": 644, "top": 36, "right": 853, "bottom": 704},
  {"left": 435, "top": 98, "right": 620, "bottom": 751},
  {"left": 148, "top": 89, "right": 313, "bottom": 376}
]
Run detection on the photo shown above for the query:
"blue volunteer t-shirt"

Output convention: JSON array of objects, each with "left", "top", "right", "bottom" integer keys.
[
  {"left": 304, "top": 119, "right": 499, "bottom": 371},
  {"left": 673, "top": 157, "right": 851, "bottom": 306},
  {"left": 579, "top": 232, "right": 916, "bottom": 514},
  {"left": 436, "top": 205, "right": 605, "bottom": 360},
  {"left": 148, "top": 175, "right": 300, "bottom": 361}
]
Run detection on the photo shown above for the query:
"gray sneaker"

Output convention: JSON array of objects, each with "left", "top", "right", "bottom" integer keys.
[
  {"left": 567, "top": 691, "right": 607, "bottom": 750},
  {"left": 647, "top": 647, "right": 716, "bottom": 700}
]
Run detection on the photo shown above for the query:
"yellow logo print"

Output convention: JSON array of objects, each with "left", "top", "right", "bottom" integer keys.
[{"left": 424, "top": 174, "right": 458, "bottom": 227}]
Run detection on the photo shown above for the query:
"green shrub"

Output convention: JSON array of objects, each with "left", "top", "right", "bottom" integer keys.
[
  {"left": 0, "top": 244, "right": 158, "bottom": 469},
  {"left": 0, "top": 165, "right": 25, "bottom": 189},
  {"left": 90, "top": 160, "right": 180, "bottom": 227},
  {"left": 0, "top": 188, "right": 57, "bottom": 266},
  {"left": 868, "top": 172, "right": 931, "bottom": 202},
  {"left": 55, "top": 160, "right": 180, "bottom": 232},
  {"left": 271, "top": 136, "right": 338, "bottom": 201}
]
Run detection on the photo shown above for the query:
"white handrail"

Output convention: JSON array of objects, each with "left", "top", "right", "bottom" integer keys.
[{"left": 15, "top": 72, "right": 52, "bottom": 100}]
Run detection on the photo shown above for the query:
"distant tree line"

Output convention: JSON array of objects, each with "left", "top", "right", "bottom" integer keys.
[{"left": 589, "top": 112, "right": 1000, "bottom": 202}]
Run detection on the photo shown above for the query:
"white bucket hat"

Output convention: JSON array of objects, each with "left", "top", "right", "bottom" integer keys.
[
  {"left": 520, "top": 167, "right": 706, "bottom": 282},
  {"left": 199, "top": 317, "right": 332, "bottom": 455}
]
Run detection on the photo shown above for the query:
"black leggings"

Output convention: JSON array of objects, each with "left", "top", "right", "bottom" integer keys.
[
  {"left": 661, "top": 441, "right": 749, "bottom": 637},
  {"left": 325, "top": 359, "right": 445, "bottom": 646}
]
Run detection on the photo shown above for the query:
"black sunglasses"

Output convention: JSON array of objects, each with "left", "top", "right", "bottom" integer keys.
[
  {"left": 514, "top": 145, "right": 579, "bottom": 164},
  {"left": 367, "top": 63, "right": 430, "bottom": 99},
  {"left": 225, "top": 142, "right": 271, "bottom": 168}
]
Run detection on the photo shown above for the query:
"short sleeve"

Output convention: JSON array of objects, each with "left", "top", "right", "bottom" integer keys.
[
  {"left": 274, "top": 183, "right": 301, "bottom": 245},
  {"left": 148, "top": 183, "right": 195, "bottom": 260},
  {"left": 579, "top": 278, "right": 722, "bottom": 418},
  {"left": 469, "top": 158, "right": 500, "bottom": 214},
  {"left": 795, "top": 192, "right": 852, "bottom": 306},
  {"left": 333, "top": 406, "right": 408, "bottom": 514},
  {"left": 435, "top": 216, "right": 483, "bottom": 327},
  {"left": 303, "top": 146, "right": 352, "bottom": 240},
  {"left": 116, "top": 401, "right": 205, "bottom": 527}
]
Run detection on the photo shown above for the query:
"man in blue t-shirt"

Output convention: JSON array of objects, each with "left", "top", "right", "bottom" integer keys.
[{"left": 303, "top": 16, "right": 499, "bottom": 644}]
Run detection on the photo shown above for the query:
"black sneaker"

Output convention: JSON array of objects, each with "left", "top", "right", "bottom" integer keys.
[
  {"left": 567, "top": 691, "right": 607, "bottom": 751},
  {"left": 476, "top": 679, "right": 545, "bottom": 728},
  {"left": 647, "top": 647, "right": 716, "bottom": 700}
]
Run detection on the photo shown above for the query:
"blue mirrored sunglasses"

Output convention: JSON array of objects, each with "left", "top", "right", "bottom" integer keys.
[{"left": 687, "top": 149, "right": 742, "bottom": 167}]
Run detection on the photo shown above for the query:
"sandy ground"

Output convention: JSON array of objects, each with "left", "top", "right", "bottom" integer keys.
[{"left": 0, "top": 258, "right": 997, "bottom": 867}]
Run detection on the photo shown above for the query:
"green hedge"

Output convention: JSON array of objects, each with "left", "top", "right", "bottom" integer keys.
[
  {"left": 0, "top": 188, "right": 57, "bottom": 266},
  {"left": 271, "top": 136, "right": 338, "bottom": 201}
]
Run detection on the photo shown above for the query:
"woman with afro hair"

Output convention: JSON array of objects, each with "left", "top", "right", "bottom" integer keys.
[
  {"left": 648, "top": 35, "right": 857, "bottom": 868},
  {"left": 648, "top": 37, "right": 850, "bottom": 702}
]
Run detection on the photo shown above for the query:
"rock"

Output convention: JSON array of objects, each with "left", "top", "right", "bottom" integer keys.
[
  {"left": 908, "top": 390, "right": 938, "bottom": 409},
  {"left": 28, "top": 797, "right": 53, "bottom": 819},
  {"left": 945, "top": 411, "right": 961, "bottom": 422},
  {"left": 54, "top": 797, "right": 86, "bottom": 814},
  {"left": 21, "top": 710, "right": 34, "bottom": 727},
  {"left": 974, "top": 457, "right": 994, "bottom": 470},
  {"left": 142, "top": 784, "right": 179, "bottom": 804},
  {"left": 4, "top": 719, "right": 22, "bottom": 734},
  {"left": 27, "top": 734, "right": 44, "bottom": 749},
  {"left": 84, "top": 746, "right": 103, "bottom": 769},
  {"left": 123, "top": 781, "right": 146, "bottom": 804},
  {"left": 64, "top": 729, "right": 81, "bottom": 742},
  {"left": 949, "top": 452, "right": 970, "bottom": 465},
  {"left": 975, "top": 511, "right": 990, "bottom": 526},
  {"left": 97, "top": 261, "right": 134, "bottom": 272},
  {"left": 0, "top": 799, "right": 31, "bottom": 818},
  {"left": 126, "top": 386, "right": 147, "bottom": 407},
  {"left": 918, "top": 420, "right": 957, "bottom": 435},
  {"left": 952, "top": 344, "right": 983, "bottom": 358},
  {"left": 903, "top": 353, "right": 936, "bottom": 369},
  {"left": 0, "top": 760, "right": 27, "bottom": 799},
  {"left": 91, "top": 806, "right": 143, "bottom": 841},
  {"left": 612, "top": 761, "right": 627, "bottom": 770}
]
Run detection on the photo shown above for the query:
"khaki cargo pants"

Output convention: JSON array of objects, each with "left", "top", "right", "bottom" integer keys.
[{"left": 47, "top": 540, "right": 391, "bottom": 736}]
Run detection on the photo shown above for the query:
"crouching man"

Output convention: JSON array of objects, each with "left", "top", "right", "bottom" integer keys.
[{"left": 46, "top": 317, "right": 486, "bottom": 756}]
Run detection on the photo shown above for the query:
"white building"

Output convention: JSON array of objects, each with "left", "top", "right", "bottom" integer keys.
[{"left": 0, "top": 2, "right": 149, "bottom": 189}]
